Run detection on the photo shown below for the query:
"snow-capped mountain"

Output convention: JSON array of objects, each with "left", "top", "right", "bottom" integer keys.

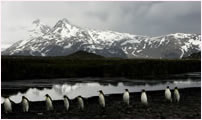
[
  {"left": 29, "top": 19, "right": 51, "bottom": 38},
  {"left": 2, "top": 18, "right": 201, "bottom": 59}
]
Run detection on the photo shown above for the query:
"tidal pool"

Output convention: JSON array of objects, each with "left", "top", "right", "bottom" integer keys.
[{"left": 1, "top": 72, "right": 201, "bottom": 103}]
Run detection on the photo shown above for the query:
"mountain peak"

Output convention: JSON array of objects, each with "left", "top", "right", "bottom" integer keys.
[
  {"left": 29, "top": 19, "right": 51, "bottom": 37},
  {"left": 2, "top": 18, "right": 201, "bottom": 59},
  {"left": 53, "top": 18, "right": 72, "bottom": 29},
  {"left": 56, "top": 18, "right": 70, "bottom": 25},
  {"left": 32, "top": 19, "right": 41, "bottom": 26},
  {"left": 52, "top": 18, "right": 80, "bottom": 38},
  {"left": 61, "top": 18, "right": 70, "bottom": 23}
]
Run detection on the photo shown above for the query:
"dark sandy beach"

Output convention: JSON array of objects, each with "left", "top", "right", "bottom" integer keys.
[{"left": 1, "top": 87, "right": 201, "bottom": 119}]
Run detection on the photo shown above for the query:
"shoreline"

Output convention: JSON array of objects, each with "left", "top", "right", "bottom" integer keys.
[{"left": 1, "top": 87, "right": 201, "bottom": 119}]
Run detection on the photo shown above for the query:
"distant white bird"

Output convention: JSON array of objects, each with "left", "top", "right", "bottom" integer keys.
[
  {"left": 77, "top": 96, "right": 84, "bottom": 111},
  {"left": 98, "top": 90, "right": 105, "bottom": 108},
  {"left": 123, "top": 89, "right": 130, "bottom": 105},
  {"left": 63, "top": 95, "right": 70, "bottom": 112},
  {"left": 174, "top": 87, "right": 180, "bottom": 102},
  {"left": 141, "top": 89, "right": 148, "bottom": 106},
  {"left": 21, "top": 96, "right": 29, "bottom": 112},
  {"left": 45, "top": 94, "right": 54, "bottom": 111},
  {"left": 3, "top": 97, "right": 12, "bottom": 113},
  {"left": 165, "top": 86, "right": 172, "bottom": 102}
]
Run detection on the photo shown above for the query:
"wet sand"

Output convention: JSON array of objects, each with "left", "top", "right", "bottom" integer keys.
[{"left": 1, "top": 87, "right": 201, "bottom": 119}]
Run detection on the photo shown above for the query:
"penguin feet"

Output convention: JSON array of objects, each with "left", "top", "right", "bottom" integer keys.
[
  {"left": 165, "top": 99, "right": 172, "bottom": 104},
  {"left": 101, "top": 107, "right": 106, "bottom": 112},
  {"left": 63, "top": 110, "right": 69, "bottom": 114},
  {"left": 98, "top": 107, "right": 105, "bottom": 115}
]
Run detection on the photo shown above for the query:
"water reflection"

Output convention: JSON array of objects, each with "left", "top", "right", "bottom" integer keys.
[{"left": 1, "top": 79, "right": 200, "bottom": 104}]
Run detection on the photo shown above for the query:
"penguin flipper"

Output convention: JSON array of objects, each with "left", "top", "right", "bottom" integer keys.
[
  {"left": 83, "top": 97, "right": 88, "bottom": 105},
  {"left": 9, "top": 99, "right": 15, "bottom": 105}
]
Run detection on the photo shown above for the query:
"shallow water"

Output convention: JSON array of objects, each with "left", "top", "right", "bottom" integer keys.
[{"left": 1, "top": 72, "right": 201, "bottom": 103}]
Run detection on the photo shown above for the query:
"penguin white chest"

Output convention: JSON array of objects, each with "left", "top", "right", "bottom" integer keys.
[
  {"left": 46, "top": 97, "right": 53, "bottom": 111},
  {"left": 64, "top": 98, "right": 69, "bottom": 111},
  {"left": 174, "top": 89, "right": 180, "bottom": 102},
  {"left": 141, "top": 92, "right": 148, "bottom": 105},
  {"left": 123, "top": 92, "right": 130, "bottom": 105},
  {"left": 99, "top": 94, "right": 105, "bottom": 108},
  {"left": 165, "top": 89, "right": 172, "bottom": 101},
  {"left": 22, "top": 99, "right": 29, "bottom": 112},
  {"left": 78, "top": 98, "right": 84, "bottom": 110},
  {"left": 4, "top": 98, "right": 12, "bottom": 113}
]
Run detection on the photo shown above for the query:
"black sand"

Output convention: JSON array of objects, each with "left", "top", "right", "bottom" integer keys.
[{"left": 1, "top": 87, "right": 201, "bottom": 119}]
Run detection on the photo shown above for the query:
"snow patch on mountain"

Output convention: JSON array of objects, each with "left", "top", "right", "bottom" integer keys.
[
  {"left": 29, "top": 19, "right": 51, "bottom": 38},
  {"left": 2, "top": 18, "right": 201, "bottom": 59},
  {"left": 64, "top": 43, "right": 73, "bottom": 49}
]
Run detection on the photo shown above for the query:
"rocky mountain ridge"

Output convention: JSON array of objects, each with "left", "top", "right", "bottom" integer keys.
[{"left": 2, "top": 18, "right": 201, "bottom": 59}]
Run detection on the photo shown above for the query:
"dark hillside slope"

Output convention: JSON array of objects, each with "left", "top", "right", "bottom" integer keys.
[
  {"left": 183, "top": 52, "right": 201, "bottom": 59},
  {"left": 67, "top": 51, "right": 104, "bottom": 59},
  {"left": 1, "top": 56, "right": 201, "bottom": 81}
]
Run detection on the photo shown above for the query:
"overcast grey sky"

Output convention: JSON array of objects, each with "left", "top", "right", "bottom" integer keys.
[{"left": 1, "top": 1, "right": 201, "bottom": 50}]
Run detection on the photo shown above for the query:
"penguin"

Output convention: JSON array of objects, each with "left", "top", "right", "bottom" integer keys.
[
  {"left": 3, "top": 97, "right": 12, "bottom": 113},
  {"left": 174, "top": 87, "right": 180, "bottom": 103},
  {"left": 45, "top": 94, "right": 54, "bottom": 111},
  {"left": 165, "top": 86, "right": 172, "bottom": 102},
  {"left": 98, "top": 90, "right": 105, "bottom": 108},
  {"left": 141, "top": 89, "right": 148, "bottom": 106},
  {"left": 63, "top": 95, "right": 70, "bottom": 112},
  {"left": 21, "top": 96, "right": 29, "bottom": 112},
  {"left": 123, "top": 89, "right": 130, "bottom": 105},
  {"left": 77, "top": 96, "right": 84, "bottom": 111}
]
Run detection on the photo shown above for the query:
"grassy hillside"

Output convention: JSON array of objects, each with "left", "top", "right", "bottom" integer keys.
[{"left": 1, "top": 55, "right": 201, "bottom": 81}]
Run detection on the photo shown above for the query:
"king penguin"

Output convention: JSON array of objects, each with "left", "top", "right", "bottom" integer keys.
[
  {"left": 45, "top": 94, "right": 54, "bottom": 111},
  {"left": 174, "top": 87, "right": 180, "bottom": 103},
  {"left": 141, "top": 89, "right": 148, "bottom": 106},
  {"left": 165, "top": 86, "right": 172, "bottom": 102},
  {"left": 77, "top": 96, "right": 84, "bottom": 111},
  {"left": 123, "top": 89, "right": 130, "bottom": 106},
  {"left": 63, "top": 95, "right": 70, "bottom": 112},
  {"left": 3, "top": 97, "right": 12, "bottom": 113},
  {"left": 21, "top": 96, "right": 29, "bottom": 112},
  {"left": 98, "top": 90, "right": 105, "bottom": 108}
]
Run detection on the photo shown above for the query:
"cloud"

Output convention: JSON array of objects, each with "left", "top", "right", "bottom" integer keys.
[
  {"left": 85, "top": 11, "right": 109, "bottom": 22},
  {"left": 1, "top": 1, "right": 201, "bottom": 49}
]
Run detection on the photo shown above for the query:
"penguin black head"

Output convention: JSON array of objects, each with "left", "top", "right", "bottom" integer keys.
[
  {"left": 167, "top": 86, "right": 169, "bottom": 88},
  {"left": 4, "top": 96, "right": 10, "bottom": 102},
  {"left": 45, "top": 94, "right": 50, "bottom": 97},
  {"left": 77, "top": 96, "right": 82, "bottom": 99},
  {"left": 22, "top": 96, "right": 29, "bottom": 103},
  {"left": 4, "top": 95, "right": 10, "bottom": 99},
  {"left": 125, "top": 89, "right": 129, "bottom": 92},
  {"left": 175, "top": 87, "right": 178, "bottom": 89},
  {"left": 142, "top": 89, "right": 146, "bottom": 92},
  {"left": 99, "top": 90, "right": 104, "bottom": 94},
  {"left": 22, "top": 96, "right": 28, "bottom": 100},
  {"left": 64, "top": 95, "right": 69, "bottom": 99}
]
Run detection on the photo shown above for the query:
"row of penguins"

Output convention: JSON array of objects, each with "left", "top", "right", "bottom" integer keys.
[{"left": 3, "top": 86, "right": 180, "bottom": 113}]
